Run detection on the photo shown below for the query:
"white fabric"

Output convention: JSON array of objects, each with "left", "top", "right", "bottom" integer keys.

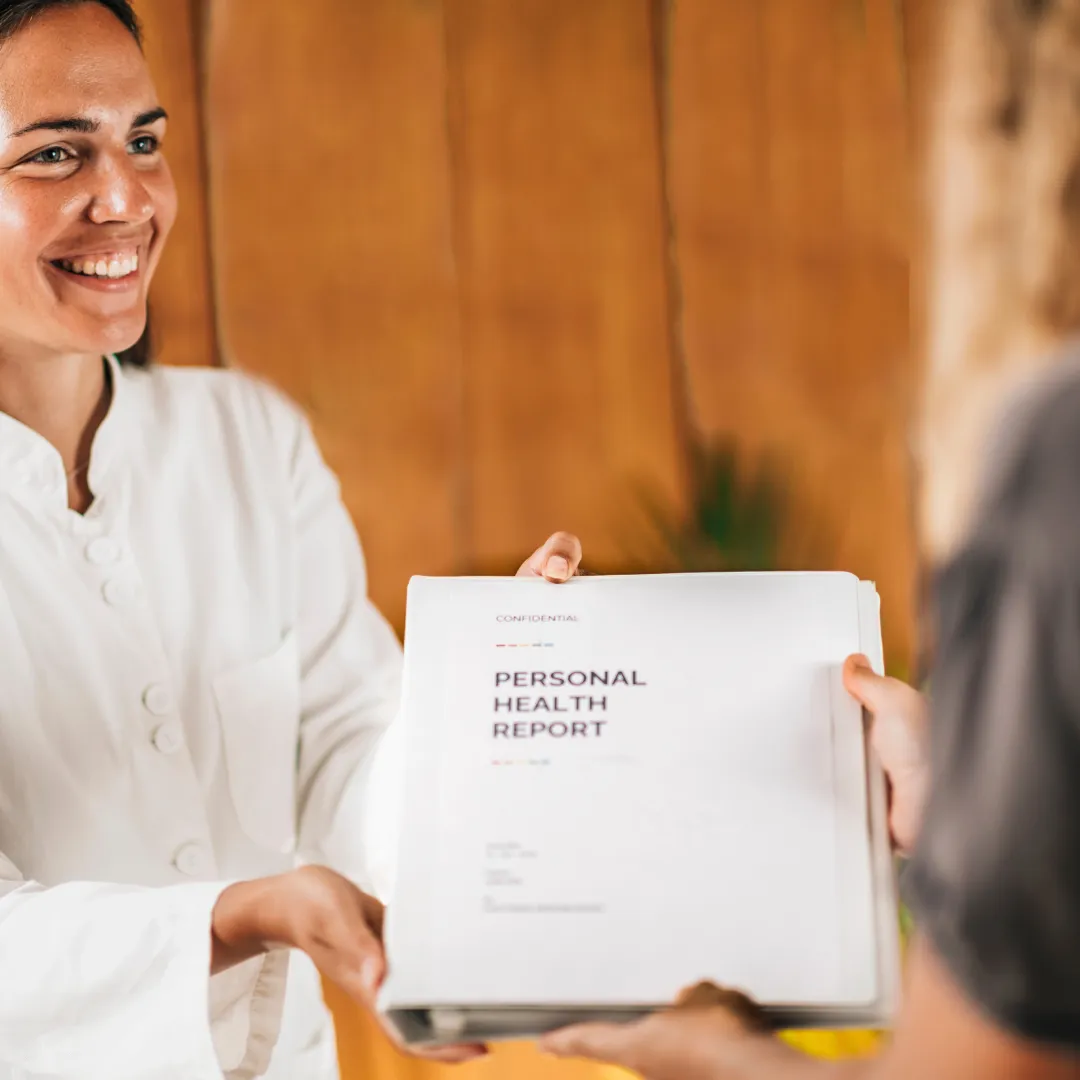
[{"left": 0, "top": 356, "right": 404, "bottom": 1079}]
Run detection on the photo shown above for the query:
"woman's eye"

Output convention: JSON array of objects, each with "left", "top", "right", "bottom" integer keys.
[
  {"left": 129, "top": 135, "right": 159, "bottom": 156},
  {"left": 29, "top": 146, "right": 72, "bottom": 165}
]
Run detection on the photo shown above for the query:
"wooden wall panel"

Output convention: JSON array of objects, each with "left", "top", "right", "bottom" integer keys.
[
  {"left": 190, "top": 3, "right": 925, "bottom": 1077},
  {"left": 668, "top": 0, "right": 917, "bottom": 666},
  {"left": 445, "top": 0, "right": 687, "bottom": 573},
  {"left": 138, "top": 0, "right": 217, "bottom": 367},
  {"left": 903, "top": 0, "right": 940, "bottom": 593},
  {"left": 904, "top": 0, "right": 940, "bottom": 380},
  {"left": 203, "top": 0, "right": 463, "bottom": 630}
]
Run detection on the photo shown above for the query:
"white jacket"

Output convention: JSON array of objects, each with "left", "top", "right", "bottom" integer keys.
[{"left": 0, "top": 355, "right": 403, "bottom": 1079}]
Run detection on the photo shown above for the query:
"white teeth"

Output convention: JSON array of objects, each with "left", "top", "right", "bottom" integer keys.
[{"left": 58, "top": 254, "right": 139, "bottom": 279}]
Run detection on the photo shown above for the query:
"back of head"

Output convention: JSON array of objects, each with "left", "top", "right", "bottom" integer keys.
[{"left": 922, "top": 0, "right": 1080, "bottom": 560}]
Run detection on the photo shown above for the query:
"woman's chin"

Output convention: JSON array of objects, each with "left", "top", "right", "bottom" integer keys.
[{"left": 56, "top": 312, "right": 148, "bottom": 359}]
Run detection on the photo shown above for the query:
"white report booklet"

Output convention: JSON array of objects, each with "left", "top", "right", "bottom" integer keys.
[{"left": 380, "top": 572, "right": 901, "bottom": 1045}]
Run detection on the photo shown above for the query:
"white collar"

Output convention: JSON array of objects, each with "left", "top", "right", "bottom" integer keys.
[{"left": 0, "top": 354, "right": 130, "bottom": 503}]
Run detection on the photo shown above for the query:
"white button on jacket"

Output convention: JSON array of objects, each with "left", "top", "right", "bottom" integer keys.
[
  {"left": 85, "top": 535, "right": 120, "bottom": 564},
  {"left": 142, "top": 683, "right": 174, "bottom": 716},
  {"left": 0, "top": 357, "right": 404, "bottom": 1080},
  {"left": 152, "top": 722, "right": 184, "bottom": 755}
]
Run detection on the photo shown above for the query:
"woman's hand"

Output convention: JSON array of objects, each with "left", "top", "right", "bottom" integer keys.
[
  {"left": 843, "top": 654, "right": 929, "bottom": 854},
  {"left": 516, "top": 531, "right": 583, "bottom": 581},
  {"left": 211, "top": 866, "right": 487, "bottom": 1063},
  {"left": 541, "top": 983, "right": 806, "bottom": 1080}
]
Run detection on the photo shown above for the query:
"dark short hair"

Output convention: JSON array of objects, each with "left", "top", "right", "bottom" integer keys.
[
  {"left": 0, "top": 0, "right": 141, "bottom": 47},
  {"left": 1, "top": 1, "right": 150, "bottom": 366}
]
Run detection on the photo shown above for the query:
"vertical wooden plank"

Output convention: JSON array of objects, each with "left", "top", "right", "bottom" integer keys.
[
  {"left": 446, "top": 0, "right": 686, "bottom": 573},
  {"left": 834, "top": 0, "right": 918, "bottom": 668},
  {"left": 903, "top": 0, "right": 940, "bottom": 379},
  {"left": 903, "top": 0, "right": 941, "bottom": 630},
  {"left": 669, "top": 0, "right": 917, "bottom": 666},
  {"left": 137, "top": 0, "right": 217, "bottom": 367},
  {"left": 205, "top": 4, "right": 468, "bottom": 1074},
  {"left": 661, "top": 0, "right": 768, "bottom": 445},
  {"left": 203, "top": 0, "right": 463, "bottom": 631}
]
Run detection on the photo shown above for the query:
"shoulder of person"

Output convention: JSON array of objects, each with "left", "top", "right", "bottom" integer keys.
[{"left": 130, "top": 361, "right": 314, "bottom": 453}]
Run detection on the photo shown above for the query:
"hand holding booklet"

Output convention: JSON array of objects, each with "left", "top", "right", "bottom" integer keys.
[{"left": 379, "top": 572, "right": 900, "bottom": 1045}]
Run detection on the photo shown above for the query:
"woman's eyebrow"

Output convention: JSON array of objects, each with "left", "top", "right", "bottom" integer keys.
[
  {"left": 131, "top": 107, "right": 168, "bottom": 129},
  {"left": 10, "top": 116, "right": 98, "bottom": 138},
  {"left": 9, "top": 107, "right": 167, "bottom": 140}
]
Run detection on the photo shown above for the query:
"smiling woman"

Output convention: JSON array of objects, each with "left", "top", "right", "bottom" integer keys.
[
  {"left": 0, "top": 3, "right": 581, "bottom": 1079},
  {"left": 0, "top": 2, "right": 173, "bottom": 380}
]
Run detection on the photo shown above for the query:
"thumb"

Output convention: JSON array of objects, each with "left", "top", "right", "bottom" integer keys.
[
  {"left": 843, "top": 655, "right": 926, "bottom": 736},
  {"left": 517, "top": 531, "right": 583, "bottom": 582},
  {"left": 843, "top": 652, "right": 928, "bottom": 789},
  {"left": 842, "top": 653, "right": 894, "bottom": 713}
]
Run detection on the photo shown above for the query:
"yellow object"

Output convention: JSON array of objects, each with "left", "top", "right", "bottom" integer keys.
[
  {"left": 327, "top": 986, "right": 642, "bottom": 1080},
  {"left": 782, "top": 1029, "right": 882, "bottom": 1059}
]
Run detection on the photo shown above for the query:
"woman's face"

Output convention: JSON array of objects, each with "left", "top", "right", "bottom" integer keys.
[{"left": 0, "top": 3, "right": 177, "bottom": 362}]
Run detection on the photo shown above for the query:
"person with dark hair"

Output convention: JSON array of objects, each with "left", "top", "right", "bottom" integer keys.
[
  {"left": 0, "top": 2, "right": 583, "bottom": 1077},
  {"left": 538, "top": 0, "right": 1080, "bottom": 1076},
  {"left": 0, "top": 0, "right": 147, "bottom": 369},
  {"left": 0, "top": 0, "right": 141, "bottom": 42}
]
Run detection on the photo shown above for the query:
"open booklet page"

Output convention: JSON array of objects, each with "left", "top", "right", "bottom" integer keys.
[{"left": 381, "top": 572, "right": 898, "bottom": 1040}]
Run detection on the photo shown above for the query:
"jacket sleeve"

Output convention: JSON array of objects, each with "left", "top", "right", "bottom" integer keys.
[
  {"left": 284, "top": 406, "right": 404, "bottom": 903},
  {"left": 0, "top": 854, "right": 289, "bottom": 1079}
]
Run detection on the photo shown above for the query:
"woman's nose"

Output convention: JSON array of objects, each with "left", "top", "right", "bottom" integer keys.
[{"left": 86, "top": 153, "right": 154, "bottom": 226}]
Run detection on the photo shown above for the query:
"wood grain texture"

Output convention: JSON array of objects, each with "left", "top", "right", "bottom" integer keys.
[
  {"left": 902, "top": 0, "right": 940, "bottom": 382},
  {"left": 445, "top": 0, "right": 688, "bottom": 575},
  {"left": 138, "top": 0, "right": 218, "bottom": 367},
  {"left": 902, "top": 0, "right": 938, "bottom": 569},
  {"left": 668, "top": 0, "right": 917, "bottom": 665},
  {"left": 203, "top": 0, "right": 464, "bottom": 629},
  {"left": 186, "top": 3, "right": 924, "bottom": 1076}
]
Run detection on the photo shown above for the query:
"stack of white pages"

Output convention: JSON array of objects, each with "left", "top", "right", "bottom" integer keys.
[{"left": 379, "top": 572, "right": 900, "bottom": 1045}]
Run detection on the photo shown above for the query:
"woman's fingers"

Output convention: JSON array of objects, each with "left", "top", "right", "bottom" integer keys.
[
  {"left": 516, "top": 531, "right": 583, "bottom": 582},
  {"left": 364, "top": 1009, "right": 489, "bottom": 1062},
  {"left": 308, "top": 917, "right": 385, "bottom": 1006},
  {"left": 279, "top": 866, "right": 388, "bottom": 1003},
  {"left": 259, "top": 868, "right": 488, "bottom": 1061}
]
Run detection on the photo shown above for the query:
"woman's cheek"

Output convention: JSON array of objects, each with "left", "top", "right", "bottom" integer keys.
[{"left": 0, "top": 189, "right": 49, "bottom": 293}]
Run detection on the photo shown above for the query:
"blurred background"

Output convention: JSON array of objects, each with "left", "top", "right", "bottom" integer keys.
[{"left": 136, "top": 0, "right": 930, "bottom": 1075}]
